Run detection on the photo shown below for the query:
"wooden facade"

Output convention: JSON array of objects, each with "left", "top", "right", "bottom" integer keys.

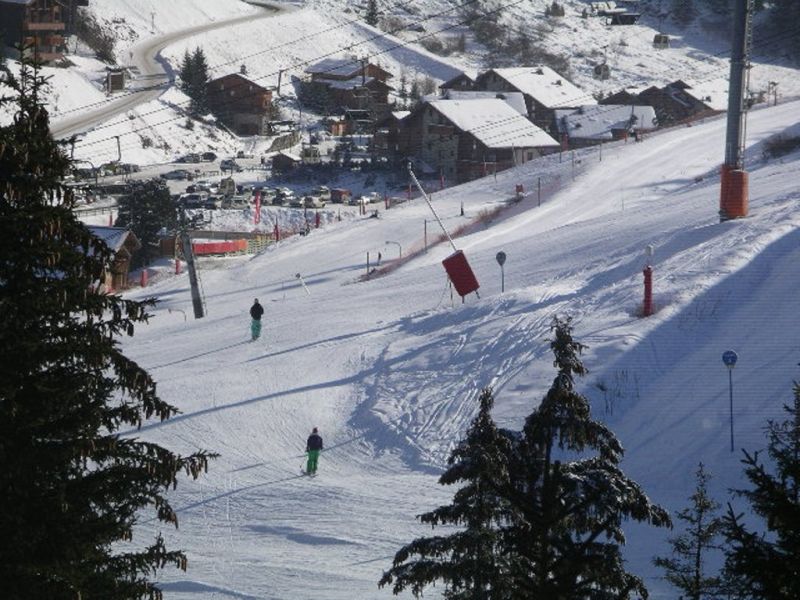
[
  {"left": 207, "top": 73, "right": 274, "bottom": 136},
  {"left": 0, "top": 0, "right": 78, "bottom": 64}
]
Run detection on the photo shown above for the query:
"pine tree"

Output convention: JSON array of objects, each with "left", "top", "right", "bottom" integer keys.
[
  {"left": 722, "top": 382, "right": 800, "bottom": 599},
  {"left": 504, "top": 316, "right": 671, "bottom": 599},
  {"left": 115, "top": 178, "right": 177, "bottom": 267},
  {"left": 188, "top": 47, "right": 210, "bottom": 117},
  {"left": 178, "top": 49, "right": 193, "bottom": 95},
  {"left": 0, "top": 58, "right": 215, "bottom": 600},
  {"left": 365, "top": 0, "right": 379, "bottom": 27},
  {"left": 397, "top": 72, "right": 408, "bottom": 109},
  {"left": 654, "top": 463, "right": 726, "bottom": 600},
  {"left": 672, "top": 0, "right": 696, "bottom": 25},
  {"left": 379, "top": 388, "right": 516, "bottom": 599}
]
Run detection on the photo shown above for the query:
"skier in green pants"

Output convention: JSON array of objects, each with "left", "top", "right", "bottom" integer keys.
[
  {"left": 250, "top": 298, "right": 264, "bottom": 341},
  {"left": 305, "top": 427, "right": 323, "bottom": 475}
]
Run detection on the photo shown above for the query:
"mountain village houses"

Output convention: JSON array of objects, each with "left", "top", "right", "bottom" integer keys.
[
  {"left": 0, "top": 0, "right": 88, "bottom": 64},
  {"left": 207, "top": 73, "right": 276, "bottom": 136}
]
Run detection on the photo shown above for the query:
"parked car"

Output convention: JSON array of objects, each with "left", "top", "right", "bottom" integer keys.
[
  {"left": 303, "top": 195, "right": 326, "bottom": 209},
  {"left": 311, "top": 185, "right": 331, "bottom": 202},
  {"left": 330, "top": 188, "right": 351, "bottom": 203},
  {"left": 289, "top": 196, "right": 305, "bottom": 208},
  {"left": 220, "top": 159, "right": 243, "bottom": 172},
  {"left": 178, "top": 192, "right": 208, "bottom": 208},
  {"left": 160, "top": 169, "right": 193, "bottom": 180},
  {"left": 201, "top": 151, "right": 217, "bottom": 162},
  {"left": 272, "top": 188, "right": 294, "bottom": 205},
  {"left": 204, "top": 195, "right": 223, "bottom": 209},
  {"left": 221, "top": 194, "right": 251, "bottom": 209},
  {"left": 176, "top": 153, "right": 201, "bottom": 163}
]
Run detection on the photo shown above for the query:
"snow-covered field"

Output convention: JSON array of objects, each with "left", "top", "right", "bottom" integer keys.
[
  {"left": 4, "top": 1, "right": 800, "bottom": 596},
  {"left": 113, "top": 98, "right": 800, "bottom": 599},
  {"left": 8, "top": 0, "right": 795, "bottom": 166}
]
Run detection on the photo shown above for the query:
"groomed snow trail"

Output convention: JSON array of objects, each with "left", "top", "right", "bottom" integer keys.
[{"left": 122, "top": 100, "right": 800, "bottom": 599}]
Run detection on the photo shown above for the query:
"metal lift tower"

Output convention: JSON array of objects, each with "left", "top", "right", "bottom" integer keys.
[{"left": 719, "top": 0, "right": 753, "bottom": 221}]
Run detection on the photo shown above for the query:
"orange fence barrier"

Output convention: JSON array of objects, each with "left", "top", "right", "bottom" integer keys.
[{"left": 192, "top": 239, "right": 248, "bottom": 255}]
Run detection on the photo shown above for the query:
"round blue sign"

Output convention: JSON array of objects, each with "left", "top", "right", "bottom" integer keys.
[{"left": 722, "top": 350, "right": 738, "bottom": 367}]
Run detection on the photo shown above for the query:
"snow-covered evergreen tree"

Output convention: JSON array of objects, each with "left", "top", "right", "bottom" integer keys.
[
  {"left": 654, "top": 463, "right": 726, "bottom": 600},
  {"left": 672, "top": 0, "right": 696, "bottom": 25},
  {"left": 115, "top": 178, "right": 177, "bottom": 267},
  {"left": 379, "top": 388, "right": 515, "bottom": 599},
  {"left": 365, "top": 0, "right": 379, "bottom": 27},
  {"left": 0, "top": 57, "right": 215, "bottom": 600},
  {"left": 503, "top": 316, "right": 671, "bottom": 599},
  {"left": 723, "top": 382, "right": 800, "bottom": 599}
]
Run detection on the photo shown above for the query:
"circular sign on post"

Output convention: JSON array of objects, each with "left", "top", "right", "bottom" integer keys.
[
  {"left": 722, "top": 350, "right": 738, "bottom": 368},
  {"left": 496, "top": 251, "right": 507, "bottom": 267}
]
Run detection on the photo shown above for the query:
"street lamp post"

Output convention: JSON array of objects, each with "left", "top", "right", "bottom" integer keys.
[
  {"left": 722, "top": 350, "right": 738, "bottom": 452},
  {"left": 385, "top": 240, "right": 401, "bottom": 259},
  {"left": 496, "top": 251, "right": 506, "bottom": 293}
]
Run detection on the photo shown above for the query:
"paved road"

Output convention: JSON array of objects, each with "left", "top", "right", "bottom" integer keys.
[{"left": 51, "top": 2, "right": 281, "bottom": 140}]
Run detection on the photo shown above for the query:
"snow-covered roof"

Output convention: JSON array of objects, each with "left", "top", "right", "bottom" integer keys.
[
  {"left": 326, "top": 76, "right": 376, "bottom": 90},
  {"left": 429, "top": 99, "right": 559, "bottom": 149},
  {"left": 554, "top": 104, "right": 658, "bottom": 139},
  {"left": 391, "top": 110, "right": 411, "bottom": 121},
  {"left": 487, "top": 66, "right": 595, "bottom": 110},
  {"left": 304, "top": 58, "right": 360, "bottom": 78},
  {"left": 88, "top": 226, "right": 139, "bottom": 253},
  {"left": 682, "top": 78, "right": 729, "bottom": 112},
  {"left": 275, "top": 151, "right": 301, "bottom": 162},
  {"left": 440, "top": 90, "right": 528, "bottom": 116}
]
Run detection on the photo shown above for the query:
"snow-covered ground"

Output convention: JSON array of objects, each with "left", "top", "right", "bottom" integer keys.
[
  {"left": 111, "top": 98, "right": 800, "bottom": 599},
  {"left": 8, "top": 0, "right": 795, "bottom": 166},
  {"left": 4, "top": 1, "right": 800, "bottom": 596}
]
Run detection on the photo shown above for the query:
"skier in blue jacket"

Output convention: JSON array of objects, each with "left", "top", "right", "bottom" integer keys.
[{"left": 306, "top": 427, "right": 323, "bottom": 475}]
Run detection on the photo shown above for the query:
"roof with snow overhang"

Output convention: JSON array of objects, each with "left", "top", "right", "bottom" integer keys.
[
  {"left": 681, "top": 78, "right": 729, "bottom": 112},
  {"left": 88, "top": 227, "right": 140, "bottom": 254},
  {"left": 304, "top": 58, "right": 361, "bottom": 78},
  {"left": 554, "top": 104, "right": 657, "bottom": 139},
  {"left": 428, "top": 98, "right": 559, "bottom": 149},
  {"left": 484, "top": 66, "right": 595, "bottom": 110}
]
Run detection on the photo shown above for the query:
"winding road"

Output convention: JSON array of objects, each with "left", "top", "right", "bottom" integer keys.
[{"left": 50, "top": 1, "right": 283, "bottom": 140}]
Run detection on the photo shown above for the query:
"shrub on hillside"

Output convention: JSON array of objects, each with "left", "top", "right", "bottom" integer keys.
[
  {"left": 762, "top": 134, "right": 800, "bottom": 159},
  {"left": 74, "top": 9, "right": 115, "bottom": 63}
]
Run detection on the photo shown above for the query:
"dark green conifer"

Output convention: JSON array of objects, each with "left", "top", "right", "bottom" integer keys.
[
  {"left": 723, "top": 382, "right": 800, "bottom": 599},
  {"left": 504, "top": 316, "right": 671, "bottom": 599},
  {"left": 115, "top": 178, "right": 177, "bottom": 267},
  {"left": 365, "top": 0, "right": 379, "bottom": 26},
  {"left": 654, "top": 463, "right": 726, "bottom": 599},
  {"left": 379, "top": 388, "right": 515, "bottom": 599},
  {"left": 0, "top": 58, "right": 215, "bottom": 600}
]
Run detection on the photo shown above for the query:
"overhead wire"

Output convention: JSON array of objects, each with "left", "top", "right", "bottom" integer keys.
[
  {"left": 69, "top": 4, "right": 800, "bottom": 157},
  {"left": 55, "top": 0, "right": 487, "bottom": 122},
  {"left": 69, "top": 0, "right": 526, "bottom": 148}
]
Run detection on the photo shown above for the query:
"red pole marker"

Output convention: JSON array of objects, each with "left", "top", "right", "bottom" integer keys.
[{"left": 643, "top": 266, "right": 653, "bottom": 316}]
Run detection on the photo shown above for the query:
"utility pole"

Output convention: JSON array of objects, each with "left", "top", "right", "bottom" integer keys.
[
  {"left": 179, "top": 224, "right": 205, "bottom": 319},
  {"left": 719, "top": 0, "right": 753, "bottom": 221}
]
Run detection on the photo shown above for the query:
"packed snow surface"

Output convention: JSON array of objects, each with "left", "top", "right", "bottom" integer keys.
[{"left": 120, "top": 99, "right": 800, "bottom": 599}]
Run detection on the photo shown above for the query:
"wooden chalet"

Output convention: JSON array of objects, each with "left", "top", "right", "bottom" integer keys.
[
  {"left": 636, "top": 80, "right": 725, "bottom": 126},
  {"left": 0, "top": 0, "right": 87, "bottom": 64},
  {"left": 474, "top": 66, "right": 593, "bottom": 134},
  {"left": 439, "top": 72, "right": 476, "bottom": 92},
  {"left": 397, "top": 98, "right": 559, "bottom": 183},
  {"left": 554, "top": 104, "right": 657, "bottom": 148},
  {"left": 302, "top": 57, "right": 393, "bottom": 120},
  {"left": 88, "top": 226, "right": 141, "bottom": 292},
  {"left": 207, "top": 73, "right": 274, "bottom": 136}
]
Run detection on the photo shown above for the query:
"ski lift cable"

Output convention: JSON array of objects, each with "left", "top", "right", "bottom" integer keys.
[{"left": 407, "top": 164, "right": 457, "bottom": 253}]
